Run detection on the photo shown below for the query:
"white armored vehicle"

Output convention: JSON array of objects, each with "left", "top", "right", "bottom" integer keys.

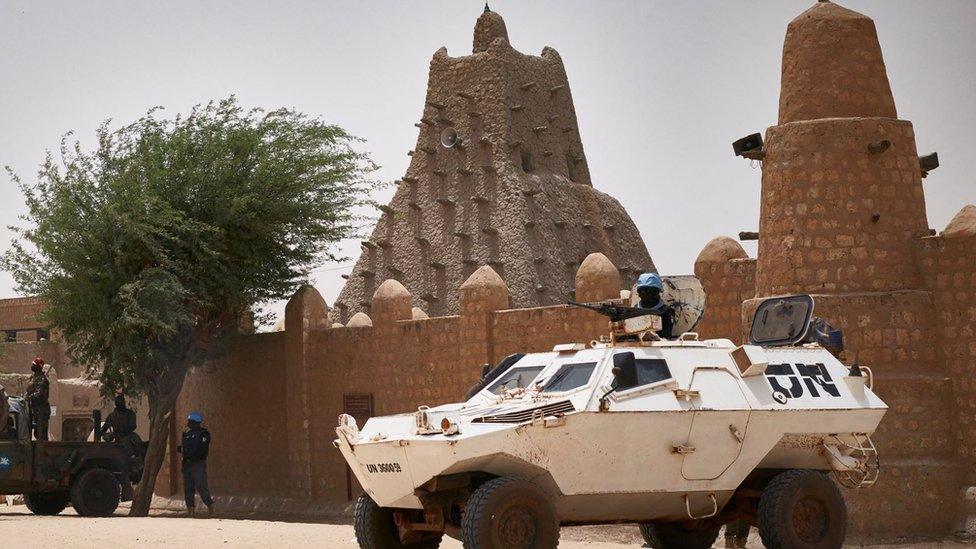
[{"left": 335, "top": 295, "right": 886, "bottom": 549}]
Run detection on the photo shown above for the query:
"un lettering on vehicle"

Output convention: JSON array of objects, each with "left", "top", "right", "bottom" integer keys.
[
  {"left": 366, "top": 462, "right": 402, "bottom": 473},
  {"left": 765, "top": 363, "right": 840, "bottom": 399}
]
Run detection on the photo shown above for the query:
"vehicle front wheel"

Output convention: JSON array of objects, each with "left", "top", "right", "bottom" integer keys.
[
  {"left": 70, "top": 467, "right": 121, "bottom": 517},
  {"left": 353, "top": 494, "right": 442, "bottom": 548},
  {"left": 461, "top": 477, "right": 559, "bottom": 549},
  {"left": 638, "top": 521, "right": 721, "bottom": 549},
  {"left": 757, "top": 469, "right": 846, "bottom": 549},
  {"left": 24, "top": 491, "right": 69, "bottom": 515}
]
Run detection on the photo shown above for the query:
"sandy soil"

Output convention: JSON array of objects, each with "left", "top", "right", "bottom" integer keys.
[{"left": 0, "top": 505, "right": 970, "bottom": 548}]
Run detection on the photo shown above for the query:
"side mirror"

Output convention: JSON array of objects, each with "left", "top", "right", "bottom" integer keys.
[{"left": 612, "top": 352, "right": 638, "bottom": 391}]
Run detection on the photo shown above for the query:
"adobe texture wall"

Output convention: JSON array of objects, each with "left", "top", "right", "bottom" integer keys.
[
  {"left": 0, "top": 296, "right": 83, "bottom": 379},
  {"left": 695, "top": 1, "right": 976, "bottom": 539},
  {"left": 158, "top": 332, "right": 289, "bottom": 498},
  {"left": 333, "top": 8, "right": 654, "bottom": 323},
  {"left": 693, "top": 237, "right": 755, "bottom": 342},
  {"left": 0, "top": 296, "right": 45, "bottom": 332},
  {"left": 165, "top": 255, "right": 620, "bottom": 509},
  {"left": 918, "top": 226, "right": 976, "bottom": 486}
]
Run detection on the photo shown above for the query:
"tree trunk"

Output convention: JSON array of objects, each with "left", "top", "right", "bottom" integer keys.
[{"left": 129, "top": 362, "right": 190, "bottom": 516}]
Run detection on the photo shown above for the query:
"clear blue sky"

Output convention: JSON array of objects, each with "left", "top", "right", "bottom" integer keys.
[{"left": 1, "top": 1, "right": 973, "bottom": 325}]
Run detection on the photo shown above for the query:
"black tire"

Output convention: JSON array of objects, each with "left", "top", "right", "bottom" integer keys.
[
  {"left": 354, "top": 494, "right": 442, "bottom": 549},
  {"left": 70, "top": 467, "right": 121, "bottom": 517},
  {"left": 638, "top": 521, "right": 722, "bottom": 549},
  {"left": 461, "top": 477, "right": 559, "bottom": 549},
  {"left": 24, "top": 491, "right": 69, "bottom": 515},
  {"left": 757, "top": 469, "right": 846, "bottom": 549}
]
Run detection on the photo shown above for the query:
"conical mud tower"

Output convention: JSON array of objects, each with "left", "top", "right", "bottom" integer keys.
[
  {"left": 334, "top": 8, "right": 654, "bottom": 322},
  {"left": 752, "top": 1, "right": 956, "bottom": 537},
  {"left": 695, "top": 0, "right": 970, "bottom": 539}
]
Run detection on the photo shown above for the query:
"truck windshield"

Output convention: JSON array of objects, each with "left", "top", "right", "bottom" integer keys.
[
  {"left": 487, "top": 365, "right": 546, "bottom": 394},
  {"left": 541, "top": 362, "right": 597, "bottom": 393}
]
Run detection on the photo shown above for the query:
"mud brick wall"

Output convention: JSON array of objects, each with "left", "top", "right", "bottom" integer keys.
[
  {"left": 693, "top": 237, "right": 756, "bottom": 343},
  {"left": 166, "top": 332, "right": 289, "bottom": 497},
  {"left": 0, "top": 340, "right": 78, "bottom": 378},
  {"left": 0, "top": 296, "right": 45, "bottom": 331},
  {"left": 491, "top": 305, "right": 605, "bottom": 361},
  {"left": 918, "top": 234, "right": 976, "bottom": 484},
  {"left": 0, "top": 297, "right": 82, "bottom": 378}
]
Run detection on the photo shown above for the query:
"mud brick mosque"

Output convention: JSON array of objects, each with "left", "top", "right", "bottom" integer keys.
[
  {"left": 2, "top": 1, "right": 974, "bottom": 540},
  {"left": 331, "top": 6, "right": 654, "bottom": 323}
]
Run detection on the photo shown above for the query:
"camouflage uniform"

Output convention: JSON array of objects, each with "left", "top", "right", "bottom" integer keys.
[{"left": 26, "top": 371, "right": 50, "bottom": 441}]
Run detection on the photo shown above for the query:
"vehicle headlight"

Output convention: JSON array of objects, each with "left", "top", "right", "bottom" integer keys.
[
  {"left": 440, "top": 417, "right": 460, "bottom": 435},
  {"left": 415, "top": 405, "right": 432, "bottom": 432}
]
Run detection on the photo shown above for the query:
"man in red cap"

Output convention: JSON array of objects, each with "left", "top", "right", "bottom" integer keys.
[{"left": 26, "top": 357, "right": 50, "bottom": 441}]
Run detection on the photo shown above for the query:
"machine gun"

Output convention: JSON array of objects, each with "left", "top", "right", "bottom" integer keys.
[
  {"left": 567, "top": 301, "right": 660, "bottom": 322},
  {"left": 567, "top": 301, "right": 663, "bottom": 342}
]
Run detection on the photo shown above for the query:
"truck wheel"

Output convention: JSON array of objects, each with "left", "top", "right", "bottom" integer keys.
[
  {"left": 24, "top": 491, "right": 69, "bottom": 515},
  {"left": 638, "top": 521, "right": 721, "bottom": 549},
  {"left": 71, "top": 467, "right": 121, "bottom": 517},
  {"left": 461, "top": 477, "right": 559, "bottom": 549},
  {"left": 758, "top": 469, "right": 846, "bottom": 549},
  {"left": 354, "top": 494, "right": 442, "bottom": 548}
]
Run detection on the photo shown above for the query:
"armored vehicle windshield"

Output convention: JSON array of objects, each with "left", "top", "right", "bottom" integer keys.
[{"left": 749, "top": 294, "right": 815, "bottom": 346}]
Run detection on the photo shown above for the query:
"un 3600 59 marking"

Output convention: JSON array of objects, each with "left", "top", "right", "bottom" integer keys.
[{"left": 366, "top": 462, "right": 402, "bottom": 473}]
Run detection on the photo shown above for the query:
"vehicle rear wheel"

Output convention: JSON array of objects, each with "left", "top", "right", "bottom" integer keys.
[
  {"left": 757, "top": 469, "right": 846, "bottom": 549},
  {"left": 638, "top": 521, "right": 721, "bottom": 549},
  {"left": 353, "top": 494, "right": 442, "bottom": 548},
  {"left": 461, "top": 477, "right": 559, "bottom": 549},
  {"left": 24, "top": 491, "right": 69, "bottom": 515},
  {"left": 70, "top": 467, "right": 121, "bottom": 517}
]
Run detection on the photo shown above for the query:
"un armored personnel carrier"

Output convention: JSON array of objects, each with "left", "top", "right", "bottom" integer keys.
[{"left": 335, "top": 295, "right": 886, "bottom": 549}]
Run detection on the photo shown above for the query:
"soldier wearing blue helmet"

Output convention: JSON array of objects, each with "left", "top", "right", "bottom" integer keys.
[
  {"left": 635, "top": 273, "right": 676, "bottom": 338},
  {"left": 179, "top": 411, "right": 214, "bottom": 517}
]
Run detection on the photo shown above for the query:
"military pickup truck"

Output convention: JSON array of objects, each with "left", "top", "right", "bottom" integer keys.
[{"left": 0, "top": 396, "right": 141, "bottom": 516}]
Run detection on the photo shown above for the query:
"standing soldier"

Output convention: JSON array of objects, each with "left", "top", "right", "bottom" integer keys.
[
  {"left": 26, "top": 357, "right": 50, "bottom": 441},
  {"left": 180, "top": 412, "right": 214, "bottom": 517}
]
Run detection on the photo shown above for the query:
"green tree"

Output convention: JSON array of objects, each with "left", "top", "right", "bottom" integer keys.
[{"left": 3, "top": 97, "right": 378, "bottom": 515}]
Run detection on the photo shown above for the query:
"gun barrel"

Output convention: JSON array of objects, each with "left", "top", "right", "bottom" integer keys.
[{"left": 567, "top": 301, "right": 659, "bottom": 322}]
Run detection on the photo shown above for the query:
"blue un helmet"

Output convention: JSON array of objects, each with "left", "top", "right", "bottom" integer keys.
[
  {"left": 187, "top": 412, "right": 204, "bottom": 424},
  {"left": 635, "top": 273, "right": 664, "bottom": 292}
]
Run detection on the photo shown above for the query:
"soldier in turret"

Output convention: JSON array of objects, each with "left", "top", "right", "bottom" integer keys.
[
  {"left": 26, "top": 357, "right": 50, "bottom": 441},
  {"left": 635, "top": 273, "right": 676, "bottom": 338}
]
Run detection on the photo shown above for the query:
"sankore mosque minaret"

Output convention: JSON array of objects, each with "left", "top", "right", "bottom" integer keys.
[{"left": 334, "top": 8, "right": 654, "bottom": 322}]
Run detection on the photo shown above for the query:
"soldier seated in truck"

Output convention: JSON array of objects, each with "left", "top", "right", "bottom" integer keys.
[{"left": 101, "top": 395, "right": 144, "bottom": 462}]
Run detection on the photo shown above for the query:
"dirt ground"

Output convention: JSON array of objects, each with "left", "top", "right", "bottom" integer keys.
[{"left": 0, "top": 504, "right": 970, "bottom": 548}]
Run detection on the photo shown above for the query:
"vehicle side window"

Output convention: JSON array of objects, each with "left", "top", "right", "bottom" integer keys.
[
  {"left": 487, "top": 365, "right": 545, "bottom": 394},
  {"left": 542, "top": 362, "right": 597, "bottom": 393},
  {"left": 613, "top": 358, "right": 672, "bottom": 392}
]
